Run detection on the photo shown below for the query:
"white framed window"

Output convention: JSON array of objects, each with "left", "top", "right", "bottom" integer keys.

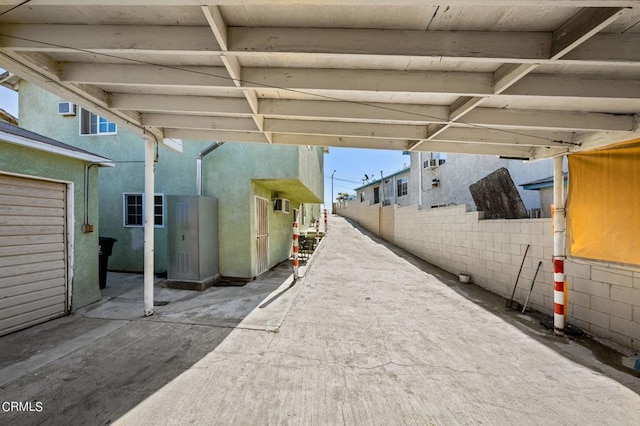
[
  {"left": 360, "top": 192, "right": 365, "bottom": 202},
  {"left": 80, "top": 109, "right": 117, "bottom": 135},
  {"left": 123, "top": 193, "right": 164, "bottom": 228},
  {"left": 397, "top": 177, "right": 408, "bottom": 197}
]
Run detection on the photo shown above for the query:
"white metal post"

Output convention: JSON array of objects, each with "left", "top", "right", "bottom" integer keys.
[
  {"left": 144, "top": 136, "right": 155, "bottom": 316},
  {"left": 553, "top": 155, "right": 566, "bottom": 333}
]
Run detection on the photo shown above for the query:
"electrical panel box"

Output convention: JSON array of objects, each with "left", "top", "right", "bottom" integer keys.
[{"left": 167, "top": 196, "right": 218, "bottom": 282}]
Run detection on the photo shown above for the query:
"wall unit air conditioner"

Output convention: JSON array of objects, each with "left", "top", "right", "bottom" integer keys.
[
  {"left": 58, "top": 102, "right": 76, "bottom": 116},
  {"left": 273, "top": 198, "right": 290, "bottom": 214}
]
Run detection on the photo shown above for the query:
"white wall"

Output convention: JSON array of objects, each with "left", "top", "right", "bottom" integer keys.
[
  {"left": 409, "top": 152, "right": 553, "bottom": 211},
  {"left": 338, "top": 201, "right": 640, "bottom": 350}
]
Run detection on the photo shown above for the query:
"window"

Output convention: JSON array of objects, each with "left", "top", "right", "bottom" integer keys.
[
  {"left": 360, "top": 192, "right": 365, "bottom": 202},
  {"left": 124, "top": 193, "right": 164, "bottom": 227},
  {"left": 373, "top": 187, "right": 380, "bottom": 204},
  {"left": 397, "top": 177, "right": 408, "bottom": 197},
  {"left": 80, "top": 109, "right": 117, "bottom": 135}
]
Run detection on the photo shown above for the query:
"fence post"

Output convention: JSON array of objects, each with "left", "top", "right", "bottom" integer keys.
[
  {"left": 292, "top": 221, "right": 299, "bottom": 280},
  {"left": 324, "top": 208, "right": 328, "bottom": 233}
]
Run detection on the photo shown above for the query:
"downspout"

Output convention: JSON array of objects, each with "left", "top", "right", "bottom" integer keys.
[
  {"left": 379, "top": 171, "right": 384, "bottom": 236},
  {"left": 83, "top": 163, "right": 100, "bottom": 232},
  {"left": 380, "top": 171, "right": 385, "bottom": 204},
  {"left": 553, "top": 155, "right": 566, "bottom": 334},
  {"left": 418, "top": 152, "right": 423, "bottom": 208},
  {"left": 394, "top": 175, "right": 398, "bottom": 204},
  {"left": 196, "top": 141, "right": 224, "bottom": 196}
]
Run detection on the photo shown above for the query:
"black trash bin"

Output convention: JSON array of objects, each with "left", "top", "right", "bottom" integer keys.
[{"left": 98, "top": 237, "right": 117, "bottom": 289}]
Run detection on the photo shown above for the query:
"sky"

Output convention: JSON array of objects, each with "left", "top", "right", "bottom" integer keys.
[
  {"left": 323, "top": 148, "right": 408, "bottom": 205},
  {"left": 0, "top": 68, "right": 407, "bottom": 207}
]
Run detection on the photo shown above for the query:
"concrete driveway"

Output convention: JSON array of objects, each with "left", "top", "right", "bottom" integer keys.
[{"left": 2, "top": 215, "right": 640, "bottom": 425}]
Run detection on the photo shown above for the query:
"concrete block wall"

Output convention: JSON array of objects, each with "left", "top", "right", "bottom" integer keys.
[
  {"left": 339, "top": 199, "right": 379, "bottom": 235},
  {"left": 379, "top": 205, "right": 396, "bottom": 244},
  {"left": 338, "top": 202, "right": 640, "bottom": 350}
]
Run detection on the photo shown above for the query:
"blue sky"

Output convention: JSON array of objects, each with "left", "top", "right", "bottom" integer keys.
[
  {"left": 0, "top": 69, "right": 407, "bottom": 207},
  {"left": 323, "top": 148, "right": 408, "bottom": 205},
  {"left": 0, "top": 84, "right": 18, "bottom": 117}
]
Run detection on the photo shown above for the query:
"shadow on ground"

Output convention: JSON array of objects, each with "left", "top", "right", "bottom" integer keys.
[
  {"left": 0, "top": 261, "right": 299, "bottom": 426},
  {"left": 342, "top": 217, "right": 640, "bottom": 395}
]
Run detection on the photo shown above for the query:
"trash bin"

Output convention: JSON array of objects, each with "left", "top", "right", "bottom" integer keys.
[{"left": 98, "top": 237, "right": 117, "bottom": 289}]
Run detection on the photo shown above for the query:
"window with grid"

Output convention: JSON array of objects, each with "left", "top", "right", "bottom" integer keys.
[
  {"left": 80, "top": 109, "right": 117, "bottom": 135},
  {"left": 124, "top": 193, "right": 164, "bottom": 227},
  {"left": 397, "top": 177, "right": 408, "bottom": 197}
]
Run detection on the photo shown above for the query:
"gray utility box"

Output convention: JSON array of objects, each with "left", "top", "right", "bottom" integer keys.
[{"left": 167, "top": 195, "right": 219, "bottom": 284}]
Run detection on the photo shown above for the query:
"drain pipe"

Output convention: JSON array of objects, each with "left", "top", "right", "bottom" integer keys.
[
  {"left": 196, "top": 141, "right": 224, "bottom": 196},
  {"left": 83, "top": 163, "right": 99, "bottom": 232},
  {"left": 418, "top": 152, "right": 423, "bottom": 208}
]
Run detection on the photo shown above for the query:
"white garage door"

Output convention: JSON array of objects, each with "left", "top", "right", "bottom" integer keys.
[{"left": 0, "top": 174, "right": 68, "bottom": 336}]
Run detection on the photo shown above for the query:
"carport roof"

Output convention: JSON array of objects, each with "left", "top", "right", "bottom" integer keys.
[{"left": 0, "top": 1, "right": 639, "bottom": 160}]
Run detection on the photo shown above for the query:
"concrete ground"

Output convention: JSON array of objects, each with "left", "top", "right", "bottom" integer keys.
[{"left": 2, "top": 215, "right": 640, "bottom": 425}]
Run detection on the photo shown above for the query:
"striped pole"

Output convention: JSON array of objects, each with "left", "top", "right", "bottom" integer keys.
[
  {"left": 292, "top": 221, "right": 299, "bottom": 280},
  {"left": 324, "top": 209, "right": 328, "bottom": 233},
  {"left": 554, "top": 258, "right": 565, "bottom": 330},
  {"left": 553, "top": 156, "right": 565, "bottom": 334}
]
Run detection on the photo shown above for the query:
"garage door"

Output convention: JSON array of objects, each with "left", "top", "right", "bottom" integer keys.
[{"left": 0, "top": 174, "right": 68, "bottom": 336}]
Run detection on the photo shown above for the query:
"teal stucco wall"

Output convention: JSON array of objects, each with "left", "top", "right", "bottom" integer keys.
[
  {"left": 202, "top": 142, "right": 324, "bottom": 278},
  {"left": 18, "top": 80, "right": 211, "bottom": 273},
  {"left": 0, "top": 141, "right": 101, "bottom": 310},
  {"left": 18, "top": 83, "right": 325, "bottom": 279}
]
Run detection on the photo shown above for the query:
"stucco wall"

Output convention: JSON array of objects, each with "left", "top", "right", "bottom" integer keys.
[
  {"left": 409, "top": 152, "right": 553, "bottom": 211},
  {"left": 0, "top": 141, "right": 101, "bottom": 310},
  {"left": 297, "top": 145, "right": 324, "bottom": 202},
  {"left": 338, "top": 201, "right": 640, "bottom": 351},
  {"left": 18, "top": 80, "right": 211, "bottom": 273},
  {"left": 19, "top": 83, "right": 324, "bottom": 277},
  {"left": 202, "top": 142, "right": 323, "bottom": 278}
]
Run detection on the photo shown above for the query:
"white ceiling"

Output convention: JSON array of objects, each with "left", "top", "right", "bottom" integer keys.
[{"left": 1, "top": 0, "right": 639, "bottom": 159}]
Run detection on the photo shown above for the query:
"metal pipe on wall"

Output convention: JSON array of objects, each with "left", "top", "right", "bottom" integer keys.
[
  {"left": 418, "top": 152, "right": 423, "bottom": 208},
  {"left": 196, "top": 141, "right": 224, "bottom": 196}
]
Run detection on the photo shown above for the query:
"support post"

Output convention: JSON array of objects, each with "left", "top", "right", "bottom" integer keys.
[
  {"left": 144, "top": 136, "right": 155, "bottom": 317},
  {"left": 292, "top": 220, "right": 299, "bottom": 280},
  {"left": 324, "top": 208, "right": 327, "bottom": 234},
  {"left": 315, "top": 210, "right": 320, "bottom": 247},
  {"left": 553, "top": 155, "right": 565, "bottom": 334}
]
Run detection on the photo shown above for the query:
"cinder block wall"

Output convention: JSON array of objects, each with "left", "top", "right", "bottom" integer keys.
[
  {"left": 338, "top": 202, "right": 640, "bottom": 350},
  {"left": 339, "top": 200, "right": 379, "bottom": 235}
]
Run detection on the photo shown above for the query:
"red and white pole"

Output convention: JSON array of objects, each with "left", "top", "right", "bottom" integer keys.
[
  {"left": 553, "top": 156, "right": 566, "bottom": 334},
  {"left": 292, "top": 221, "right": 299, "bottom": 280},
  {"left": 324, "top": 208, "right": 328, "bottom": 233}
]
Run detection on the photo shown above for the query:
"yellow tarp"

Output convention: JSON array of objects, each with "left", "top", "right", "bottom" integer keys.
[{"left": 567, "top": 139, "right": 640, "bottom": 266}]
